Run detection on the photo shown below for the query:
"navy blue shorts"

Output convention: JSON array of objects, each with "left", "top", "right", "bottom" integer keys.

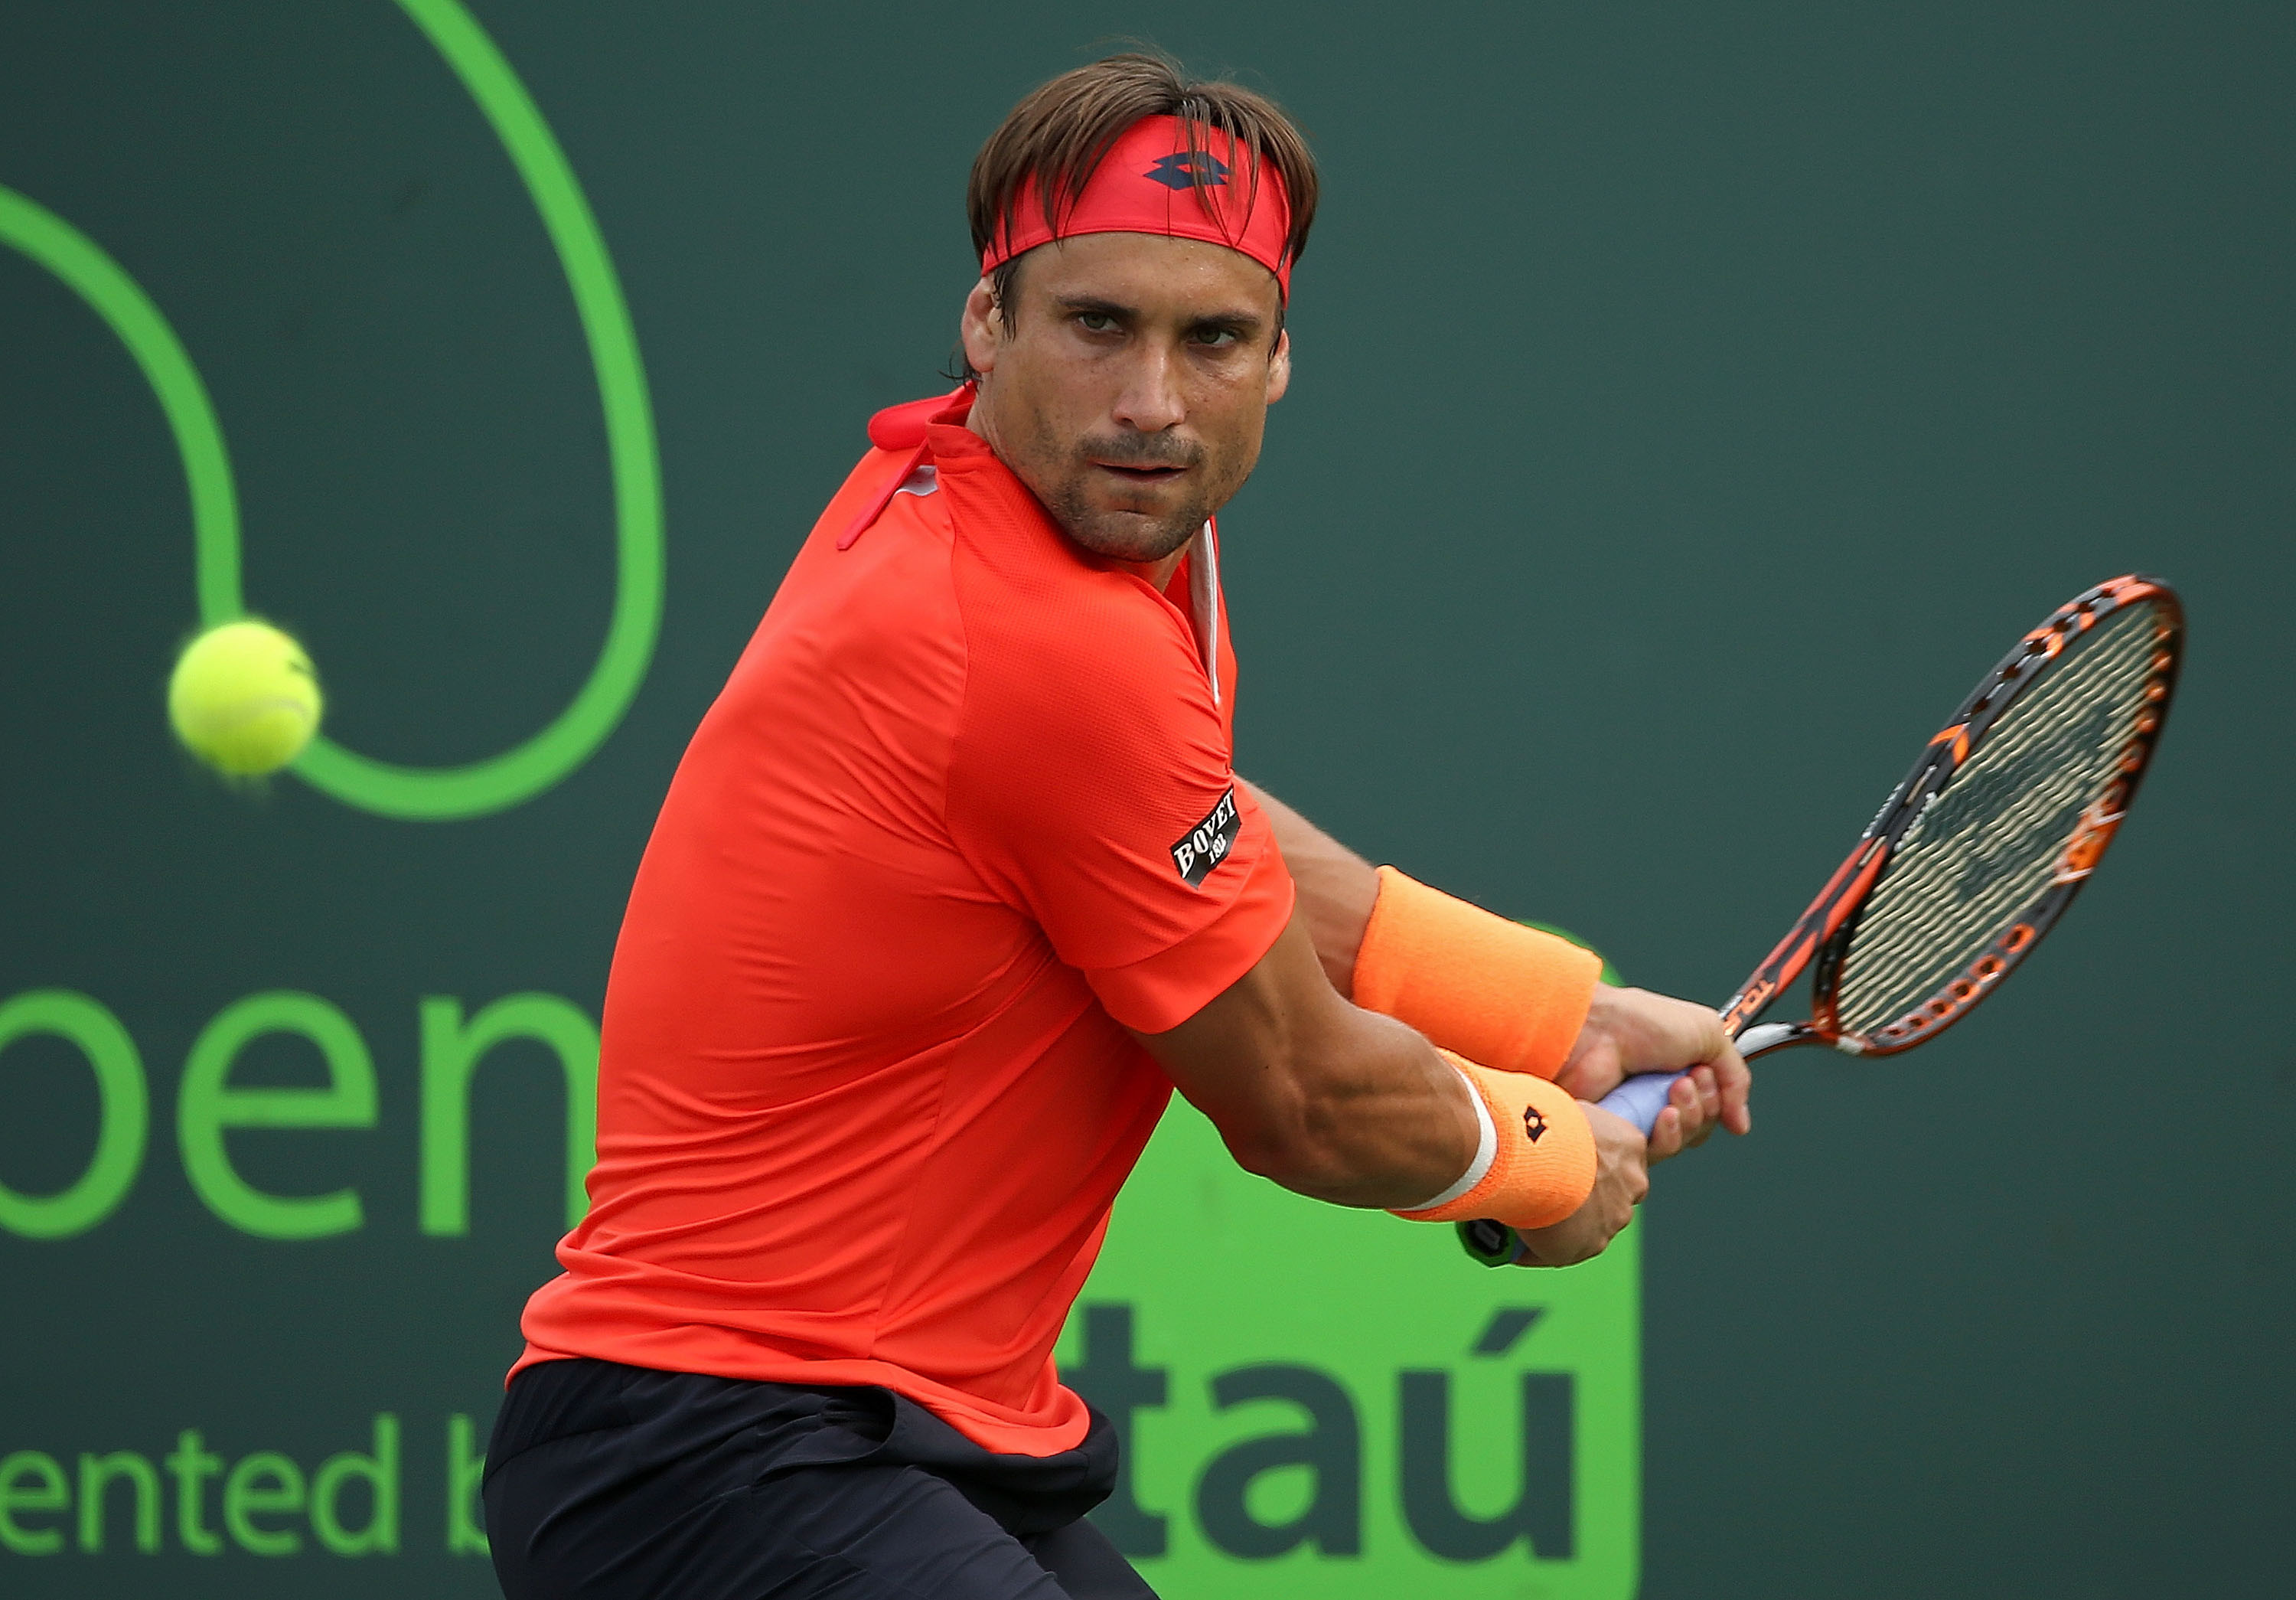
[{"left": 484, "top": 1357, "right": 1156, "bottom": 1599}]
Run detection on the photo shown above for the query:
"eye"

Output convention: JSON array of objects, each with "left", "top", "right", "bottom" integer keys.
[
  {"left": 1076, "top": 312, "right": 1118, "bottom": 334},
  {"left": 1192, "top": 326, "right": 1241, "bottom": 348}
]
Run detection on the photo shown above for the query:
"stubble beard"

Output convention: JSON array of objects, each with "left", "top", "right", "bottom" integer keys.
[{"left": 1016, "top": 421, "right": 1256, "bottom": 564}]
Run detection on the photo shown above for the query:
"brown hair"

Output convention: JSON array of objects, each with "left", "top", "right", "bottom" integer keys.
[{"left": 967, "top": 52, "right": 1319, "bottom": 319}]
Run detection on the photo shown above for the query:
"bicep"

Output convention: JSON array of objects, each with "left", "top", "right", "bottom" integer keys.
[
  {"left": 1129, "top": 911, "right": 1349, "bottom": 1175},
  {"left": 1238, "top": 779, "right": 1378, "bottom": 998}
]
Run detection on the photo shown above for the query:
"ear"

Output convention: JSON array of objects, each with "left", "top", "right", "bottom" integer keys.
[
  {"left": 960, "top": 279, "right": 1003, "bottom": 377},
  {"left": 1265, "top": 325, "right": 1291, "bottom": 404}
]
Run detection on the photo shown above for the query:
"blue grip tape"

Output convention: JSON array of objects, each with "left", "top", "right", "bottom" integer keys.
[{"left": 1595, "top": 1069, "right": 1684, "bottom": 1136}]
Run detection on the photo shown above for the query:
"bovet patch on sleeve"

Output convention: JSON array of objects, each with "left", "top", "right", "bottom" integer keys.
[{"left": 1169, "top": 786, "right": 1242, "bottom": 889}]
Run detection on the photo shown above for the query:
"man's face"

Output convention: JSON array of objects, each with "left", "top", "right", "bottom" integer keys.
[{"left": 960, "top": 231, "right": 1291, "bottom": 565}]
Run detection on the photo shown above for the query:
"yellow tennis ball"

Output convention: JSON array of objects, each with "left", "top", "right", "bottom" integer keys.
[{"left": 168, "top": 620, "right": 323, "bottom": 778}]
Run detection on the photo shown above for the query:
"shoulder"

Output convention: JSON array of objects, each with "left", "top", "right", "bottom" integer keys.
[
  {"left": 944, "top": 550, "right": 1226, "bottom": 847},
  {"left": 712, "top": 461, "right": 965, "bottom": 737},
  {"left": 931, "top": 454, "right": 1203, "bottom": 724},
  {"left": 961, "top": 554, "right": 1195, "bottom": 699}
]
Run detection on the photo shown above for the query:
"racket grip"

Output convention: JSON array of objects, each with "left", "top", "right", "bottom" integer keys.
[{"left": 1595, "top": 1069, "right": 1684, "bottom": 1136}]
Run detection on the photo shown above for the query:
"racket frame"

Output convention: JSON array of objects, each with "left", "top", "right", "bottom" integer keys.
[
  {"left": 1797, "top": 573, "right": 2182, "bottom": 1055},
  {"left": 1459, "top": 573, "right": 2183, "bottom": 1269}
]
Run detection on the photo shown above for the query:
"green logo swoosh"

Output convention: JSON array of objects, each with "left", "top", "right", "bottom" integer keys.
[{"left": 0, "top": 0, "right": 663, "bottom": 820}]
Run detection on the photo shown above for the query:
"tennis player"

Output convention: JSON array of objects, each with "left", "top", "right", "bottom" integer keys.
[{"left": 484, "top": 54, "right": 1750, "bottom": 1600}]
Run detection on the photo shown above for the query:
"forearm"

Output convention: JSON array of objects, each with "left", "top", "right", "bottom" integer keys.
[
  {"left": 1240, "top": 779, "right": 1376, "bottom": 997},
  {"left": 1244, "top": 778, "right": 1600, "bottom": 1081},
  {"left": 1266, "top": 1015, "right": 1484, "bottom": 1209},
  {"left": 1140, "top": 914, "right": 1478, "bottom": 1207},
  {"left": 1149, "top": 792, "right": 1614, "bottom": 1219}
]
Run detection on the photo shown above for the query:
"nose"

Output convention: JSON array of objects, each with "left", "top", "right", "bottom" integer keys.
[{"left": 1109, "top": 344, "right": 1185, "bottom": 436}]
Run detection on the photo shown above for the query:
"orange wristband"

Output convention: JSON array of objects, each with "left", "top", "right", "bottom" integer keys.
[
  {"left": 1352, "top": 867, "right": 1602, "bottom": 1079},
  {"left": 1390, "top": 1054, "right": 1596, "bottom": 1230}
]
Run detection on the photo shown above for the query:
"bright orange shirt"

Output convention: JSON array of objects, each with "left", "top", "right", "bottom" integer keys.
[{"left": 514, "top": 388, "right": 1295, "bottom": 1455}]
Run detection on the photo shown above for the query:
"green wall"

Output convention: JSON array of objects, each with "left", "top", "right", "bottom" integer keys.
[{"left": 2, "top": 3, "right": 2288, "bottom": 1595}]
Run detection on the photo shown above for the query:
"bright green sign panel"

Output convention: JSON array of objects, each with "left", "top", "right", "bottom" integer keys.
[{"left": 1065, "top": 1099, "right": 1639, "bottom": 1598}]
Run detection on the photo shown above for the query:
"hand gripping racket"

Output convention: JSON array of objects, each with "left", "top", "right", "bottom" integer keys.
[{"left": 1461, "top": 574, "right": 2184, "bottom": 1268}]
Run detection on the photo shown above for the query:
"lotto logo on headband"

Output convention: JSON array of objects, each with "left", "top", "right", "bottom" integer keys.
[
  {"left": 1171, "top": 787, "right": 1242, "bottom": 888},
  {"left": 980, "top": 115, "right": 1296, "bottom": 296},
  {"left": 1143, "top": 152, "right": 1229, "bottom": 191}
]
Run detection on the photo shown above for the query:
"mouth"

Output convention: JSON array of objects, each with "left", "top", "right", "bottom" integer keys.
[{"left": 1090, "top": 462, "right": 1189, "bottom": 487}]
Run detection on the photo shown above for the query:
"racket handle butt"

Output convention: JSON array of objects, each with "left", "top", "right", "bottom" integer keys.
[{"left": 1456, "top": 1218, "right": 1529, "bottom": 1267}]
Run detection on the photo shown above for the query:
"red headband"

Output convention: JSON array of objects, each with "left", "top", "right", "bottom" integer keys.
[{"left": 980, "top": 114, "right": 1296, "bottom": 298}]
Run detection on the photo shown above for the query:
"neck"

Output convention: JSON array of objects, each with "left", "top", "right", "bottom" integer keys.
[
  {"left": 961, "top": 377, "right": 1000, "bottom": 454},
  {"left": 1123, "top": 547, "right": 1191, "bottom": 592}
]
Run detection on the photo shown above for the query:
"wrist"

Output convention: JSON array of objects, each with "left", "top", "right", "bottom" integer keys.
[
  {"left": 1352, "top": 868, "right": 1603, "bottom": 1079},
  {"left": 1388, "top": 1053, "right": 1597, "bottom": 1230},
  {"left": 1397, "top": 1063, "right": 1498, "bottom": 1213}
]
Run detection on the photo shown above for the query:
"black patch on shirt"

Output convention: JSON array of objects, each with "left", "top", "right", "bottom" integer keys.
[{"left": 1170, "top": 787, "right": 1242, "bottom": 889}]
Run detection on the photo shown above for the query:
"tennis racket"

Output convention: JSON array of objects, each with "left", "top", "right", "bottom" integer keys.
[{"left": 1461, "top": 573, "right": 2184, "bottom": 1268}]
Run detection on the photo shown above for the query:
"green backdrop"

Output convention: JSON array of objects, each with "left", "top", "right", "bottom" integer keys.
[{"left": 2, "top": 3, "right": 2288, "bottom": 1595}]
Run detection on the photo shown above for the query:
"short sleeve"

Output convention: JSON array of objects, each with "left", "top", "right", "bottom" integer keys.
[{"left": 947, "top": 577, "right": 1293, "bottom": 1033}]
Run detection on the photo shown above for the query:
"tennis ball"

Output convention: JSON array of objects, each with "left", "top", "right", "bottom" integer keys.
[{"left": 168, "top": 620, "right": 323, "bottom": 778}]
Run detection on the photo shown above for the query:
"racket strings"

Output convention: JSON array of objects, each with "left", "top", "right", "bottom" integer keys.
[{"left": 1834, "top": 602, "right": 2160, "bottom": 1033}]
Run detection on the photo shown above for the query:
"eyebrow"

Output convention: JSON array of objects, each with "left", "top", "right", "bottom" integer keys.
[{"left": 1052, "top": 293, "right": 1267, "bottom": 340}]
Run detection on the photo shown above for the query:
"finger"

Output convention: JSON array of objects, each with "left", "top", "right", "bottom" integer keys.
[
  {"left": 1675, "top": 1068, "right": 1717, "bottom": 1149},
  {"left": 1645, "top": 1102, "right": 1683, "bottom": 1163},
  {"left": 1711, "top": 1041, "right": 1753, "bottom": 1135},
  {"left": 1668, "top": 1069, "right": 1715, "bottom": 1150},
  {"left": 1521, "top": 1203, "right": 1606, "bottom": 1267},
  {"left": 1666, "top": 1074, "right": 1702, "bottom": 1140}
]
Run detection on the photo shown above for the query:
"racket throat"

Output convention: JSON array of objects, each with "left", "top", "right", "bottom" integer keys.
[{"left": 1734, "top": 1020, "right": 1829, "bottom": 1058}]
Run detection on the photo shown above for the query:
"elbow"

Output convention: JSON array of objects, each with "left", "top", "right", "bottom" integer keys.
[
  {"left": 1225, "top": 1126, "right": 1315, "bottom": 1188},
  {"left": 1216, "top": 1078, "right": 1361, "bottom": 1198}
]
